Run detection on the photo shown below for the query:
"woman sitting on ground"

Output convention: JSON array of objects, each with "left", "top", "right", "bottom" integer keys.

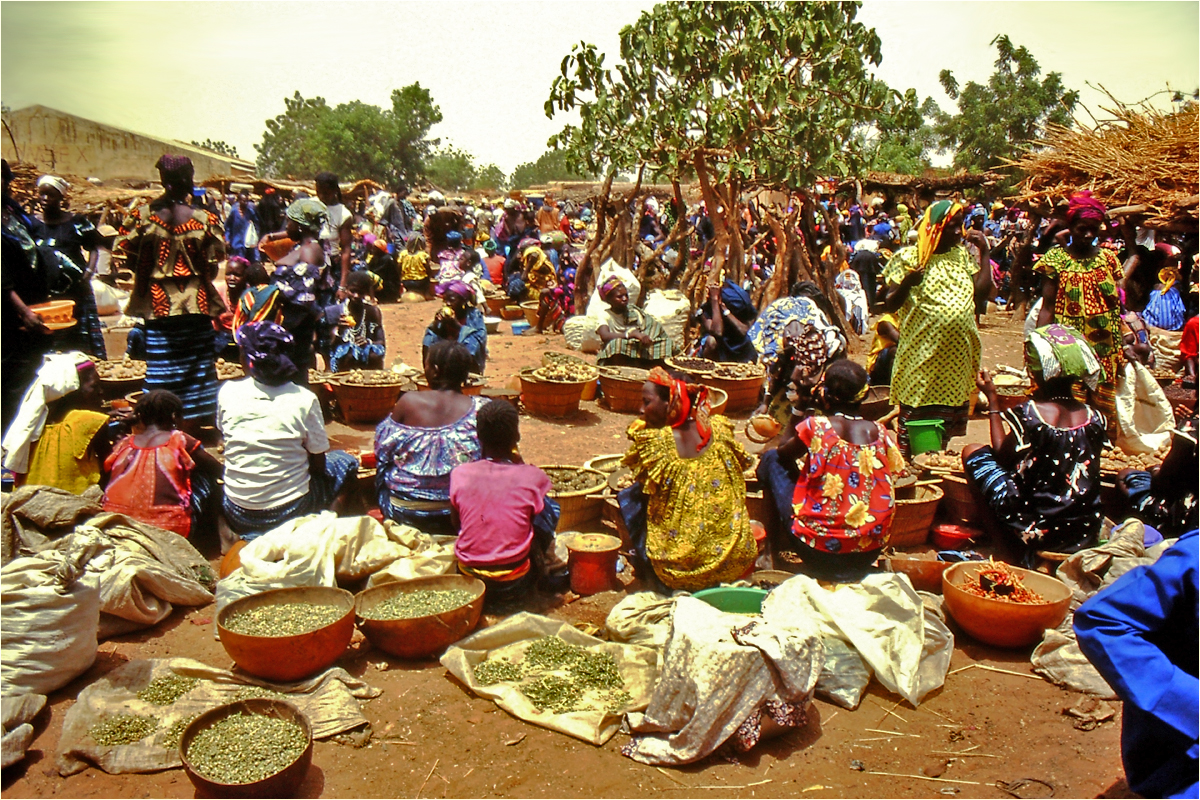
[
  {"left": 962, "top": 324, "right": 1108, "bottom": 567},
  {"left": 102, "top": 390, "right": 222, "bottom": 537},
  {"left": 618, "top": 368, "right": 756, "bottom": 591},
  {"left": 2, "top": 352, "right": 116, "bottom": 494},
  {"left": 596, "top": 278, "right": 677, "bottom": 368},
  {"left": 758, "top": 359, "right": 905, "bottom": 581},
  {"left": 218, "top": 322, "right": 359, "bottom": 540},
  {"left": 451, "top": 399, "right": 568, "bottom": 602},
  {"left": 399, "top": 233, "right": 434, "bottom": 297},
  {"left": 535, "top": 253, "right": 576, "bottom": 334},
  {"left": 422, "top": 280, "right": 488, "bottom": 375},
  {"left": 375, "top": 341, "right": 484, "bottom": 535},
  {"left": 323, "top": 270, "right": 385, "bottom": 372}
]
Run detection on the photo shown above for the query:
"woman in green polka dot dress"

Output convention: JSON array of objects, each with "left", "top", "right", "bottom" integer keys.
[{"left": 883, "top": 201, "right": 993, "bottom": 456}]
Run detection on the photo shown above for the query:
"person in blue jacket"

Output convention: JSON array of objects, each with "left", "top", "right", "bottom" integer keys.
[{"left": 1074, "top": 529, "right": 1198, "bottom": 800}]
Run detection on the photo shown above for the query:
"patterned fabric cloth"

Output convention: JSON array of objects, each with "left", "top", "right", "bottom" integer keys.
[
  {"left": 324, "top": 301, "right": 385, "bottom": 372},
  {"left": 102, "top": 430, "right": 200, "bottom": 536},
  {"left": 143, "top": 316, "right": 218, "bottom": 421},
  {"left": 222, "top": 450, "right": 359, "bottom": 540},
  {"left": 747, "top": 296, "right": 844, "bottom": 369},
  {"left": 1036, "top": 246, "right": 1124, "bottom": 384},
  {"left": 521, "top": 247, "right": 557, "bottom": 294},
  {"left": 834, "top": 269, "right": 869, "bottom": 335},
  {"left": 232, "top": 284, "right": 283, "bottom": 332},
  {"left": 374, "top": 396, "right": 485, "bottom": 528},
  {"left": 963, "top": 401, "right": 1107, "bottom": 565},
  {"left": 117, "top": 203, "right": 226, "bottom": 320},
  {"left": 866, "top": 312, "right": 899, "bottom": 375},
  {"left": 24, "top": 409, "right": 108, "bottom": 494},
  {"left": 883, "top": 244, "right": 981, "bottom": 409},
  {"left": 597, "top": 306, "right": 678, "bottom": 364},
  {"left": 790, "top": 417, "right": 905, "bottom": 555},
  {"left": 621, "top": 416, "right": 757, "bottom": 590},
  {"left": 399, "top": 250, "right": 432, "bottom": 282},
  {"left": 1143, "top": 286, "right": 1186, "bottom": 331}
]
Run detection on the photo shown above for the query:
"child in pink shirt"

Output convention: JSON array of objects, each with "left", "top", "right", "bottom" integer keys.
[{"left": 450, "top": 399, "right": 566, "bottom": 602}]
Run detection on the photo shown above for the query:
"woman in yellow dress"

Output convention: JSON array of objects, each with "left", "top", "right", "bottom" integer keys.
[{"left": 618, "top": 368, "right": 757, "bottom": 591}]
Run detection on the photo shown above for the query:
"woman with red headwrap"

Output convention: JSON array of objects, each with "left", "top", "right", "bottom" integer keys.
[
  {"left": 1037, "top": 191, "right": 1124, "bottom": 425},
  {"left": 616, "top": 368, "right": 757, "bottom": 591}
]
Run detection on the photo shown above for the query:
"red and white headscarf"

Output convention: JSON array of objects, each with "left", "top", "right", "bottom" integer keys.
[{"left": 647, "top": 367, "right": 713, "bottom": 449}]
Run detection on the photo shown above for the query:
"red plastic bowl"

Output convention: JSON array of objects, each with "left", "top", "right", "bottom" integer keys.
[{"left": 931, "top": 523, "right": 980, "bottom": 550}]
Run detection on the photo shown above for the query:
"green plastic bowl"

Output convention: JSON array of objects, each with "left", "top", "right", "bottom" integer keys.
[{"left": 693, "top": 586, "right": 769, "bottom": 614}]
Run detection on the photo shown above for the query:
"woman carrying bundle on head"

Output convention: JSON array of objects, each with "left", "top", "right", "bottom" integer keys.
[
  {"left": 422, "top": 280, "right": 488, "bottom": 375},
  {"left": 375, "top": 341, "right": 485, "bottom": 535},
  {"left": 101, "top": 390, "right": 223, "bottom": 537},
  {"left": 218, "top": 321, "right": 359, "bottom": 540},
  {"left": 450, "top": 399, "right": 568, "bottom": 602},
  {"left": 962, "top": 324, "right": 1108, "bottom": 567},
  {"left": 595, "top": 277, "right": 677, "bottom": 368},
  {"left": 618, "top": 368, "right": 756, "bottom": 592},
  {"left": 758, "top": 359, "right": 905, "bottom": 581},
  {"left": 2, "top": 352, "right": 118, "bottom": 493},
  {"left": 1036, "top": 191, "right": 1124, "bottom": 429}
]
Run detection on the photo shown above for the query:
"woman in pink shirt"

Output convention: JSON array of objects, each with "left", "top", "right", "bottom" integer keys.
[{"left": 450, "top": 399, "right": 567, "bottom": 604}]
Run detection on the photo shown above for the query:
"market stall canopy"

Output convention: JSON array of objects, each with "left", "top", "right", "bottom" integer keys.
[{"left": 1007, "top": 103, "right": 1198, "bottom": 231}]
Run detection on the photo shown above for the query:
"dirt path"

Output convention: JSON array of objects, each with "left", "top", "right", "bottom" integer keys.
[{"left": 3, "top": 301, "right": 1130, "bottom": 799}]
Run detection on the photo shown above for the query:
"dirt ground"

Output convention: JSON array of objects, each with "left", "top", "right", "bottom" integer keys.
[{"left": 1, "top": 299, "right": 1132, "bottom": 799}]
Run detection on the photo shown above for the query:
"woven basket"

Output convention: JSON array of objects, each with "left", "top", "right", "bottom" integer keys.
[
  {"left": 485, "top": 295, "right": 508, "bottom": 316},
  {"left": 599, "top": 366, "right": 648, "bottom": 413},
  {"left": 100, "top": 375, "right": 145, "bottom": 401},
  {"left": 698, "top": 373, "right": 763, "bottom": 415},
  {"left": 543, "top": 465, "right": 607, "bottom": 531},
  {"left": 501, "top": 305, "right": 524, "bottom": 321},
  {"left": 888, "top": 483, "right": 943, "bottom": 548},
  {"left": 480, "top": 387, "right": 520, "bottom": 408},
  {"left": 939, "top": 473, "right": 980, "bottom": 526},
  {"left": 519, "top": 368, "right": 587, "bottom": 417},
  {"left": 665, "top": 356, "right": 716, "bottom": 380},
  {"left": 331, "top": 378, "right": 404, "bottom": 424},
  {"left": 415, "top": 375, "right": 486, "bottom": 396}
]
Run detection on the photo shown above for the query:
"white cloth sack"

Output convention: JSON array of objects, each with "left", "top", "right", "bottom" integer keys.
[
  {"left": 55, "top": 657, "right": 379, "bottom": 776},
  {"left": 623, "top": 596, "right": 823, "bottom": 765},
  {"left": 2, "top": 693, "right": 47, "bottom": 768},
  {"left": 440, "top": 612, "right": 659, "bottom": 746},
  {"left": 1149, "top": 326, "right": 1184, "bottom": 373},
  {"left": 1, "top": 351, "right": 92, "bottom": 473},
  {"left": 1030, "top": 519, "right": 1160, "bottom": 698},
  {"left": 215, "top": 513, "right": 456, "bottom": 621},
  {"left": 604, "top": 591, "right": 677, "bottom": 650},
  {"left": 1, "top": 534, "right": 102, "bottom": 697},
  {"left": 90, "top": 279, "right": 128, "bottom": 316},
  {"left": 562, "top": 315, "right": 602, "bottom": 351},
  {"left": 1114, "top": 360, "right": 1175, "bottom": 454},
  {"left": 761, "top": 572, "right": 954, "bottom": 707},
  {"left": 585, "top": 260, "right": 642, "bottom": 319},
  {"left": 642, "top": 289, "right": 691, "bottom": 351}
]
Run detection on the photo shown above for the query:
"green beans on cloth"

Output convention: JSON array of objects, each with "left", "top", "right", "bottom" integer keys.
[
  {"left": 54, "top": 657, "right": 380, "bottom": 776},
  {"left": 621, "top": 596, "right": 823, "bottom": 765},
  {"left": 440, "top": 612, "right": 659, "bottom": 746}
]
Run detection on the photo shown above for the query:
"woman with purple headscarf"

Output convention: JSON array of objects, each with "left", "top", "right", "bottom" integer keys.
[
  {"left": 1036, "top": 191, "right": 1124, "bottom": 427},
  {"left": 421, "top": 279, "right": 488, "bottom": 374},
  {"left": 216, "top": 321, "right": 359, "bottom": 539}
]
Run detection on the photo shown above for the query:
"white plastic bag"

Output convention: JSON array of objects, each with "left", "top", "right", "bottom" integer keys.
[
  {"left": 641, "top": 289, "right": 690, "bottom": 351},
  {"left": 242, "top": 220, "right": 259, "bottom": 249},
  {"left": 585, "top": 260, "right": 642, "bottom": 319},
  {"left": 1, "top": 537, "right": 102, "bottom": 696},
  {"left": 1114, "top": 361, "right": 1174, "bottom": 454},
  {"left": 90, "top": 279, "right": 128, "bottom": 316}
]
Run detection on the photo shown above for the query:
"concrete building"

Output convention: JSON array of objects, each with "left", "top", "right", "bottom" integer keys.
[{"left": 1, "top": 105, "right": 254, "bottom": 182}]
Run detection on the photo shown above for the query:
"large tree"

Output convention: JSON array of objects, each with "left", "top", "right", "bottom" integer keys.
[
  {"left": 546, "top": 0, "right": 915, "bottom": 308},
  {"left": 255, "top": 85, "right": 442, "bottom": 185},
  {"left": 509, "top": 149, "right": 595, "bottom": 190},
  {"left": 934, "top": 35, "right": 1078, "bottom": 173}
]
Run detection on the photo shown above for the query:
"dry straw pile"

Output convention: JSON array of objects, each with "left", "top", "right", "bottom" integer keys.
[{"left": 1010, "top": 102, "right": 1198, "bottom": 229}]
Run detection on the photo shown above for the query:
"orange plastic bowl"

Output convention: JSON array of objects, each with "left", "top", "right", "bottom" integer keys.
[
  {"left": 942, "top": 561, "right": 1072, "bottom": 648},
  {"left": 217, "top": 586, "right": 356, "bottom": 681}
]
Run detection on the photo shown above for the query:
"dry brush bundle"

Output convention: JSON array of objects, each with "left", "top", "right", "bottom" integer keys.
[{"left": 1009, "top": 103, "right": 1198, "bottom": 229}]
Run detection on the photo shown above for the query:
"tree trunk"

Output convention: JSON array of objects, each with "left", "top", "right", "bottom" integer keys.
[{"left": 573, "top": 171, "right": 615, "bottom": 311}]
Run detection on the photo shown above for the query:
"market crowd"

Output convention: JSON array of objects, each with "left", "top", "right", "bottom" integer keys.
[{"left": 2, "top": 154, "right": 1196, "bottom": 798}]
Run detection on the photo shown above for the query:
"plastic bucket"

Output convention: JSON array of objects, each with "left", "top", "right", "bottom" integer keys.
[
  {"left": 905, "top": 419, "right": 945, "bottom": 455},
  {"left": 564, "top": 533, "right": 621, "bottom": 595}
]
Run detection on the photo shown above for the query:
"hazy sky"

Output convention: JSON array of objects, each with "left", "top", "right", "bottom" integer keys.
[{"left": 2, "top": 1, "right": 1197, "bottom": 174}]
